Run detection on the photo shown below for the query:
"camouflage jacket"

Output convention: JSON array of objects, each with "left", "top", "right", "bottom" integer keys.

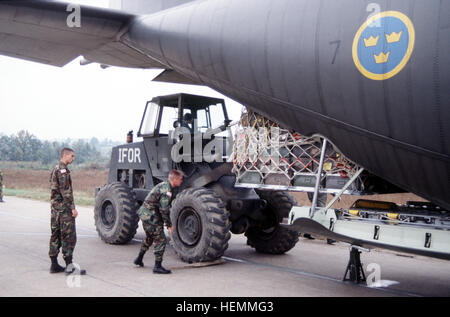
[
  {"left": 50, "top": 162, "right": 75, "bottom": 211},
  {"left": 138, "top": 181, "right": 173, "bottom": 227}
]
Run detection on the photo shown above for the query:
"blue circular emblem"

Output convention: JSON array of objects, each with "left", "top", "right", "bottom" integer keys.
[{"left": 352, "top": 11, "right": 415, "bottom": 80}]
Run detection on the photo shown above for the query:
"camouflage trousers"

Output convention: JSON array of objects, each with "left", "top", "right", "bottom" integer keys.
[
  {"left": 140, "top": 221, "right": 167, "bottom": 262},
  {"left": 49, "top": 209, "right": 77, "bottom": 259}
]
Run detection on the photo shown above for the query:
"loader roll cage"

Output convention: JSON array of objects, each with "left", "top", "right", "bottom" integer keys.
[{"left": 138, "top": 93, "right": 231, "bottom": 138}]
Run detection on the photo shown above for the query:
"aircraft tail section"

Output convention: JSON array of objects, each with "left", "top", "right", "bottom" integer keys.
[{"left": 110, "top": 0, "right": 196, "bottom": 14}]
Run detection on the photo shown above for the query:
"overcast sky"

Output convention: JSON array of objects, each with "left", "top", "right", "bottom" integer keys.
[{"left": 0, "top": 0, "right": 244, "bottom": 142}]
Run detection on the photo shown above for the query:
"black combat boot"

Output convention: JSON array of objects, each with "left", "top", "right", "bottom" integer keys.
[
  {"left": 153, "top": 260, "right": 171, "bottom": 274},
  {"left": 49, "top": 256, "right": 65, "bottom": 273},
  {"left": 64, "top": 256, "right": 86, "bottom": 275},
  {"left": 134, "top": 250, "right": 146, "bottom": 267}
]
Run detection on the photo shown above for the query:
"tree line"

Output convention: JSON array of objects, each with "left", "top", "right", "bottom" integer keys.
[{"left": 0, "top": 130, "right": 119, "bottom": 166}]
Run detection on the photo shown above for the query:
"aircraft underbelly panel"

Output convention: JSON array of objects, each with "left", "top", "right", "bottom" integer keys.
[
  {"left": 125, "top": 0, "right": 450, "bottom": 209},
  {"left": 0, "top": 0, "right": 447, "bottom": 208}
]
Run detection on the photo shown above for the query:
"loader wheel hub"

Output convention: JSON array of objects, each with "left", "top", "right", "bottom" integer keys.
[
  {"left": 178, "top": 208, "right": 202, "bottom": 247},
  {"left": 101, "top": 201, "right": 116, "bottom": 229}
]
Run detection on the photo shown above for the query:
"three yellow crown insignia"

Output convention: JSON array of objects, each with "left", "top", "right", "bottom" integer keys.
[
  {"left": 386, "top": 31, "right": 403, "bottom": 43},
  {"left": 374, "top": 51, "right": 390, "bottom": 64},
  {"left": 363, "top": 35, "right": 379, "bottom": 47}
]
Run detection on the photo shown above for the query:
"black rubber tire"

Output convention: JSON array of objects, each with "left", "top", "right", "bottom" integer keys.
[
  {"left": 94, "top": 182, "right": 139, "bottom": 244},
  {"left": 245, "top": 191, "right": 299, "bottom": 254},
  {"left": 170, "top": 187, "right": 231, "bottom": 263}
]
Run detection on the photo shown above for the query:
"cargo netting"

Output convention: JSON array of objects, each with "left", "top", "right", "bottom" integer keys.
[{"left": 231, "top": 109, "right": 362, "bottom": 192}]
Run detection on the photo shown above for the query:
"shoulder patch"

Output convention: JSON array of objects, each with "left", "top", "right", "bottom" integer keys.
[
  {"left": 60, "top": 169, "right": 67, "bottom": 174},
  {"left": 166, "top": 191, "right": 172, "bottom": 197}
]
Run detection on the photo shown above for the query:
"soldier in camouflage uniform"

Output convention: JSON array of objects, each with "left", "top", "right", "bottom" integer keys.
[
  {"left": 134, "top": 169, "right": 184, "bottom": 274},
  {"left": 49, "top": 148, "right": 86, "bottom": 275},
  {"left": 0, "top": 169, "right": 3, "bottom": 203}
]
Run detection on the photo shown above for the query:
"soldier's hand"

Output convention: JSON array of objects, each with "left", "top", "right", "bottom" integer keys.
[
  {"left": 72, "top": 209, "right": 78, "bottom": 218},
  {"left": 168, "top": 226, "right": 174, "bottom": 234}
]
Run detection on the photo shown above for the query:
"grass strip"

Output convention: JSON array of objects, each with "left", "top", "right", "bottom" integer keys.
[{"left": 3, "top": 188, "right": 95, "bottom": 207}]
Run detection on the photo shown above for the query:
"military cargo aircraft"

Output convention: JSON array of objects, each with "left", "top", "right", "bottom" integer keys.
[{"left": 0, "top": 0, "right": 449, "bottom": 271}]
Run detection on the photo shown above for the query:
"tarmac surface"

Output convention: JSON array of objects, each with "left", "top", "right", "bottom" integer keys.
[{"left": 0, "top": 196, "right": 449, "bottom": 297}]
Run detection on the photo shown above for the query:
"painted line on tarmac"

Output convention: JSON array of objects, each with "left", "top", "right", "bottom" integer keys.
[
  {"left": 222, "top": 256, "right": 422, "bottom": 297},
  {"left": 223, "top": 256, "right": 341, "bottom": 282}
]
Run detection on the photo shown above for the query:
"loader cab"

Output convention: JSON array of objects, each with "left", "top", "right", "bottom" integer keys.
[
  {"left": 138, "top": 93, "right": 231, "bottom": 138},
  {"left": 137, "top": 93, "right": 232, "bottom": 181}
]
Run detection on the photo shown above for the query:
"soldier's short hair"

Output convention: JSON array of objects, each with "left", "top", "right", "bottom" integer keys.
[
  {"left": 60, "top": 147, "right": 74, "bottom": 158},
  {"left": 168, "top": 169, "right": 184, "bottom": 180}
]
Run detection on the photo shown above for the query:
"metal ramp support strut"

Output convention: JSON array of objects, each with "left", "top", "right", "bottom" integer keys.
[{"left": 343, "top": 246, "right": 368, "bottom": 284}]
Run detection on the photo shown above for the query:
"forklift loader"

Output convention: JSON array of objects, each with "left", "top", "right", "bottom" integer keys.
[{"left": 94, "top": 93, "right": 299, "bottom": 263}]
